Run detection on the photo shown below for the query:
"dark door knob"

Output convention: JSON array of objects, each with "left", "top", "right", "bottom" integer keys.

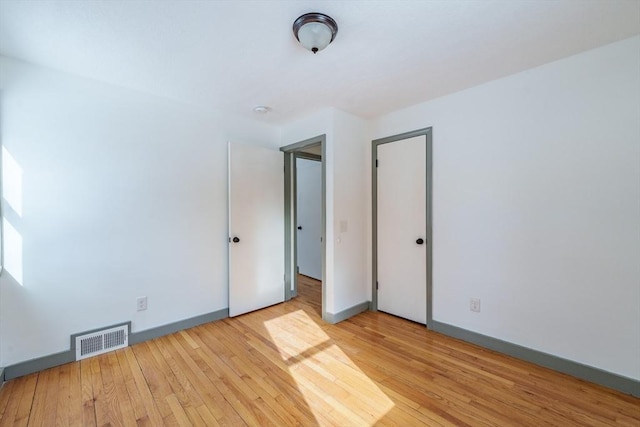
[
  {"left": 232, "top": 237, "right": 240, "bottom": 243},
  {"left": 416, "top": 238, "right": 424, "bottom": 245},
  {"left": 297, "top": 226, "right": 302, "bottom": 230}
]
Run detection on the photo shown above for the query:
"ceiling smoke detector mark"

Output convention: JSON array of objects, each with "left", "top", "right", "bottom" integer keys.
[{"left": 253, "top": 105, "right": 271, "bottom": 114}]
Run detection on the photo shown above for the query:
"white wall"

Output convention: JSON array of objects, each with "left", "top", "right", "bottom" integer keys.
[
  {"left": 372, "top": 36, "right": 640, "bottom": 380},
  {"left": 0, "top": 57, "right": 279, "bottom": 366},
  {"left": 281, "top": 109, "right": 336, "bottom": 312},
  {"left": 281, "top": 109, "right": 370, "bottom": 316},
  {"left": 331, "top": 110, "right": 369, "bottom": 314}
]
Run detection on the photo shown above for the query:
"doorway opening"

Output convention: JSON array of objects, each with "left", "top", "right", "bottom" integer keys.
[
  {"left": 281, "top": 135, "right": 327, "bottom": 319},
  {"left": 295, "top": 154, "right": 322, "bottom": 314}
]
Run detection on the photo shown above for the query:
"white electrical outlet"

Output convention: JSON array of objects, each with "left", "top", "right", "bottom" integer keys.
[
  {"left": 470, "top": 298, "right": 481, "bottom": 313},
  {"left": 137, "top": 296, "right": 148, "bottom": 311}
]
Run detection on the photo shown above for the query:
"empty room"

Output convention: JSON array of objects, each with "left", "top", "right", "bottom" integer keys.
[{"left": 0, "top": 1, "right": 638, "bottom": 426}]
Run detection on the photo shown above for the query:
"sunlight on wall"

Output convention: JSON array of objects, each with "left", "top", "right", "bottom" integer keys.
[
  {"left": 2, "top": 218, "right": 23, "bottom": 285},
  {"left": 2, "top": 146, "right": 23, "bottom": 217},
  {"left": 1, "top": 146, "right": 24, "bottom": 285},
  {"left": 263, "top": 310, "right": 394, "bottom": 425}
]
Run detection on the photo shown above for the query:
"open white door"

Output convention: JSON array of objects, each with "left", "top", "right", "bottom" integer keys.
[
  {"left": 377, "top": 135, "right": 427, "bottom": 324},
  {"left": 228, "top": 143, "right": 284, "bottom": 317}
]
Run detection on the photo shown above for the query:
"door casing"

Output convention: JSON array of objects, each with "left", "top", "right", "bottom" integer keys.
[
  {"left": 281, "top": 135, "right": 327, "bottom": 320},
  {"left": 371, "top": 128, "right": 433, "bottom": 329}
]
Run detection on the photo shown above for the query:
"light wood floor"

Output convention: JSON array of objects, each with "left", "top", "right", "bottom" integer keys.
[{"left": 1, "top": 276, "right": 638, "bottom": 426}]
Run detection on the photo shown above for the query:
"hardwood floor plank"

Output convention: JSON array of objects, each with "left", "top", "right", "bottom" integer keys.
[
  {"left": 67, "top": 362, "right": 83, "bottom": 427},
  {"left": 195, "top": 404, "right": 220, "bottom": 427},
  {"left": 1, "top": 274, "right": 638, "bottom": 426},
  {"left": 107, "top": 351, "right": 138, "bottom": 426},
  {"left": 0, "top": 380, "right": 16, "bottom": 423},
  {"left": 376, "top": 382, "right": 456, "bottom": 426},
  {"left": 26, "top": 370, "right": 48, "bottom": 427},
  {"left": 153, "top": 336, "right": 206, "bottom": 417},
  {"left": 191, "top": 330, "right": 265, "bottom": 425},
  {"left": 41, "top": 368, "right": 60, "bottom": 426},
  {"left": 245, "top": 334, "right": 366, "bottom": 426},
  {"left": 95, "top": 352, "right": 123, "bottom": 426},
  {"left": 10, "top": 374, "right": 38, "bottom": 427},
  {"left": 0, "top": 378, "right": 22, "bottom": 427},
  {"left": 187, "top": 331, "right": 266, "bottom": 426},
  {"left": 177, "top": 330, "right": 305, "bottom": 426},
  {"left": 117, "top": 347, "right": 165, "bottom": 426},
  {"left": 165, "top": 394, "right": 194, "bottom": 427},
  {"left": 55, "top": 363, "right": 70, "bottom": 427},
  {"left": 115, "top": 349, "right": 151, "bottom": 425},
  {"left": 88, "top": 356, "right": 110, "bottom": 427},
  {"left": 132, "top": 341, "right": 175, "bottom": 419},
  {"left": 79, "top": 359, "right": 97, "bottom": 427},
  {"left": 163, "top": 333, "right": 242, "bottom": 424}
]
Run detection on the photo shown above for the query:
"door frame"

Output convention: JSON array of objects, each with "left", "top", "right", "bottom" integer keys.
[
  {"left": 281, "top": 135, "right": 326, "bottom": 317},
  {"left": 371, "top": 127, "right": 433, "bottom": 329}
]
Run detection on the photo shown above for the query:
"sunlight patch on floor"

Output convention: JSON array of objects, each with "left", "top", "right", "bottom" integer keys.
[{"left": 263, "top": 309, "right": 394, "bottom": 426}]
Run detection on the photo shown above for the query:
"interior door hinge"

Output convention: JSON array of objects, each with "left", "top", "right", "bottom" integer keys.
[
  {"left": 376, "top": 159, "right": 378, "bottom": 167},
  {"left": 376, "top": 281, "right": 379, "bottom": 290}
]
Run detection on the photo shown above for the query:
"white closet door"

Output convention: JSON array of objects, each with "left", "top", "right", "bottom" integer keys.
[
  {"left": 377, "top": 135, "right": 427, "bottom": 324},
  {"left": 228, "top": 143, "right": 284, "bottom": 317},
  {"left": 296, "top": 158, "right": 322, "bottom": 280}
]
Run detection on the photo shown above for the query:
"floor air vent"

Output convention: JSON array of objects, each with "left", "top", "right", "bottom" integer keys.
[{"left": 75, "top": 324, "right": 129, "bottom": 361}]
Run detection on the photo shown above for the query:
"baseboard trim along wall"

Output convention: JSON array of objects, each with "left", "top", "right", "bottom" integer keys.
[
  {"left": 3, "top": 350, "right": 75, "bottom": 381},
  {"left": 324, "top": 301, "right": 371, "bottom": 324},
  {"left": 432, "top": 321, "right": 640, "bottom": 397},
  {"left": 3, "top": 308, "right": 229, "bottom": 381},
  {"left": 128, "top": 309, "right": 228, "bottom": 345},
  {"left": 4, "top": 307, "right": 638, "bottom": 398}
]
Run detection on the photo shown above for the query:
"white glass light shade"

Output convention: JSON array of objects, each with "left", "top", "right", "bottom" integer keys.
[
  {"left": 297, "top": 22, "right": 333, "bottom": 53},
  {"left": 293, "top": 13, "right": 338, "bottom": 54}
]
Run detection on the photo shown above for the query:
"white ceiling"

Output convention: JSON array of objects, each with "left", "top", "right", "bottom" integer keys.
[{"left": 0, "top": 1, "right": 638, "bottom": 125}]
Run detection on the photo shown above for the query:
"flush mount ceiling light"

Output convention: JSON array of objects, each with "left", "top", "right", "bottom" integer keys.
[{"left": 293, "top": 13, "right": 338, "bottom": 54}]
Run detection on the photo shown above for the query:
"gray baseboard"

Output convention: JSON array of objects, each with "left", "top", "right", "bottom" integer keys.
[
  {"left": 432, "top": 321, "right": 640, "bottom": 397},
  {"left": 3, "top": 308, "right": 229, "bottom": 381},
  {"left": 324, "top": 301, "right": 370, "bottom": 324},
  {"left": 129, "top": 309, "right": 228, "bottom": 345},
  {"left": 4, "top": 307, "right": 637, "bottom": 398},
  {"left": 4, "top": 350, "right": 75, "bottom": 380}
]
